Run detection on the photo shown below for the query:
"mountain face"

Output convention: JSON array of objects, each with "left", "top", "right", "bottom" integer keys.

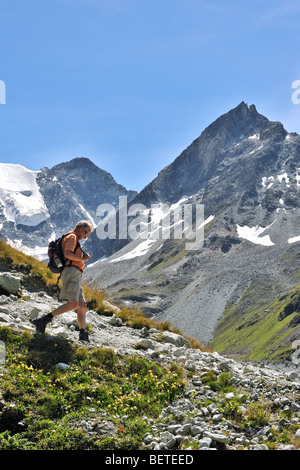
[
  {"left": 0, "top": 157, "right": 137, "bottom": 259},
  {"left": 84, "top": 102, "right": 300, "bottom": 360}
]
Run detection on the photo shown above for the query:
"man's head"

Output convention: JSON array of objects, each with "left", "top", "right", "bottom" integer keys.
[{"left": 74, "top": 221, "right": 93, "bottom": 240}]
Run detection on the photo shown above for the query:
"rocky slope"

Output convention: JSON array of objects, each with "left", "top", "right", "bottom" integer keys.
[
  {"left": 84, "top": 102, "right": 300, "bottom": 361},
  {"left": 0, "top": 259, "right": 300, "bottom": 450}
]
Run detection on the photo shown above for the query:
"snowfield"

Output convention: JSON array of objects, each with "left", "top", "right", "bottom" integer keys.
[{"left": 0, "top": 163, "right": 49, "bottom": 226}]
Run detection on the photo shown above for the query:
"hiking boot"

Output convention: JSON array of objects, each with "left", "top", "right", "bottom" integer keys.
[
  {"left": 31, "top": 313, "right": 53, "bottom": 334},
  {"left": 79, "top": 329, "right": 90, "bottom": 342}
]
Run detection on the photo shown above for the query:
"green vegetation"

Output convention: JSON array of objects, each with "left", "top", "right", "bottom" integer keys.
[
  {"left": 200, "top": 370, "right": 233, "bottom": 393},
  {"left": 0, "top": 326, "right": 185, "bottom": 450},
  {"left": 212, "top": 280, "right": 300, "bottom": 361}
]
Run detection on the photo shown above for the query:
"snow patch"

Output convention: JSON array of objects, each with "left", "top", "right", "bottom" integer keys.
[
  {"left": 288, "top": 235, "right": 300, "bottom": 244},
  {"left": 236, "top": 224, "right": 275, "bottom": 246},
  {"left": 296, "top": 170, "right": 300, "bottom": 187},
  {"left": 262, "top": 176, "right": 274, "bottom": 189},
  {"left": 0, "top": 163, "right": 49, "bottom": 226},
  {"left": 277, "top": 172, "right": 290, "bottom": 187},
  {"left": 6, "top": 238, "right": 48, "bottom": 261},
  {"left": 248, "top": 133, "right": 260, "bottom": 140},
  {"left": 198, "top": 214, "right": 214, "bottom": 229},
  {"left": 110, "top": 239, "right": 157, "bottom": 263},
  {"left": 249, "top": 145, "right": 263, "bottom": 154}
]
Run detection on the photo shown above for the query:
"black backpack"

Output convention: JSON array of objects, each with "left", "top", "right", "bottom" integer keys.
[{"left": 47, "top": 233, "right": 80, "bottom": 274}]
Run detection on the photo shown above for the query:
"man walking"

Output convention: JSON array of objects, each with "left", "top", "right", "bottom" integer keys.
[{"left": 32, "top": 220, "right": 93, "bottom": 342}]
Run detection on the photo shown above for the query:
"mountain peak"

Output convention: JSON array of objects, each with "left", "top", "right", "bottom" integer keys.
[
  {"left": 133, "top": 102, "right": 291, "bottom": 207},
  {"left": 201, "top": 101, "right": 267, "bottom": 142},
  {"left": 52, "top": 157, "right": 99, "bottom": 172}
]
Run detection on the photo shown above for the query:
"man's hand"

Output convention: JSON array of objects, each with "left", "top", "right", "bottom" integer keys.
[{"left": 83, "top": 252, "right": 90, "bottom": 261}]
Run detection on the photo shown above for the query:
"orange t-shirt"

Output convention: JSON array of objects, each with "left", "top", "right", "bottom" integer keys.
[{"left": 61, "top": 231, "right": 85, "bottom": 273}]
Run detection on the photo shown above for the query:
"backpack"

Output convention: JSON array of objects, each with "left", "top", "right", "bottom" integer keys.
[{"left": 47, "top": 233, "right": 80, "bottom": 274}]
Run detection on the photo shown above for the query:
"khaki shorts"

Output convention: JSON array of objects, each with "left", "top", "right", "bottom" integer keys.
[{"left": 60, "top": 266, "right": 85, "bottom": 303}]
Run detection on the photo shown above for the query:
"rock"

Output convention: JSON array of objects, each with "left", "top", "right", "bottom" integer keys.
[
  {"left": 212, "top": 414, "right": 223, "bottom": 423},
  {"left": 144, "top": 434, "right": 154, "bottom": 445},
  {"left": 160, "top": 431, "right": 176, "bottom": 449},
  {"left": 287, "top": 371, "right": 299, "bottom": 381},
  {"left": 29, "top": 307, "right": 40, "bottom": 320},
  {"left": 54, "top": 327, "right": 69, "bottom": 338},
  {"left": 0, "top": 306, "right": 11, "bottom": 315},
  {"left": 199, "top": 437, "right": 212, "bottom": 448},
  {"left": 167, "top": 424, "right": 183, "bottom": 435},
  {"left": 140, "top": 327, "right": 149, "bottom": 337},
  {"left": 108, "top": 316, "right": 123, "bottom": 326},
  {"left": 192, "top": 375, "right": 202, "bottom": 385},
  {"left": 191, "top": 426, "right": 203, "bottom": 436},
  {"left": 0, "top": 312, "right": 13, "bottom": 323},
  {"left": 102, "top": 300, "right": 121, "bottom": 313},
  {"left": 55, "top": 363, "right": 70, "bottom": 371},
  {"left": 161, "top": 331, "right": 191, "bottom": 348},
  {"left": 135, "top": 339, "right": 155, "bottom": 350},
  {"left": 0, "top": 273, "right": 21, "bottom": 295},
  {"left": 203, "top": 432, "right": 228, "bottom": 444},
  {"left": 185, "top": 360, "right": 196, "bottom": 371},
  {"left": 294, "top": 429, "right": 300, "bottom": 439}
]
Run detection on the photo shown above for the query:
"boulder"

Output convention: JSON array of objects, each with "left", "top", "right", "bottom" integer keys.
[
  {"left": 0, "top": 273, "right": 21, "bottom": 295},
  {"left": 161, "top": 331, "right": 191, "bottom": 348}
]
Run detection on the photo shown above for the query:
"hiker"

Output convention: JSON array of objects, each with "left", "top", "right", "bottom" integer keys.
[{"left": 32, "top": 220, "right": 93, "bottom": 342}]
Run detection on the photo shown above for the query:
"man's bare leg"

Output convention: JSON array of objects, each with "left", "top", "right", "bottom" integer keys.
[
  {"left": 51, "top": 300, "right": 78, "bottom": 318},
  {"left": 31, "top": 299, "right": 89, "bottom": 341},
  {"left": 31, "top": 300, "right": 77, "bottom": 333},
  {"left": 77, "top": 301, "right": 87, "bottom": 330}
]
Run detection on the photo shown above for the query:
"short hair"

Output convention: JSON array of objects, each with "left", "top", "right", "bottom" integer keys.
[{"left": 75, "top": 220, "right": 93, "bottom": 232}]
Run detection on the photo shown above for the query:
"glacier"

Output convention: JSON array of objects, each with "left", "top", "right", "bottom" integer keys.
[{"left": 0, "top": 163, "right": 49, "bottom": 226}]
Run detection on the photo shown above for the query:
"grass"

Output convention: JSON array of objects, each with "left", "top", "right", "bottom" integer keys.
[
  {"left": 0, "top": 239, "right": 58, "bottom": 289},
  {"left": 200, "top": 370, "right": 233, "bottom": 393},
  {"left": 0, "top": 326, "right": 185, "bottom": 450},
  {"left": 212, "top": 279, "right": 300, "bottom": 361}
]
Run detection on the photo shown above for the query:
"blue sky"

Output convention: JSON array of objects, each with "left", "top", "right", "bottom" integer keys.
[{"left": 1, "top": 0, "right": 300, "bottom": 192}]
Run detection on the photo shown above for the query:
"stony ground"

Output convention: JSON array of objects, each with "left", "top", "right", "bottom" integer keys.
[{"left": 0, "top": 269, "right": 300, "bottom": 450}]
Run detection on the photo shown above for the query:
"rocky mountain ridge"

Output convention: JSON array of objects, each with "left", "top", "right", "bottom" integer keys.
[
  {"left": 84, "top": 102, "right": 300, "bottom": 361},
  {"left": 0, "top": 157, "right": 137, "bottom": 260}
]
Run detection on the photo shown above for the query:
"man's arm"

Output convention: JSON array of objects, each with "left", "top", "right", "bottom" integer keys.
[
  {"left": 64, "top": 234, "right": 90, "bottom": 261},
  {"left": 65, "top": 250, "right": 90, "bottom": 261}
]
